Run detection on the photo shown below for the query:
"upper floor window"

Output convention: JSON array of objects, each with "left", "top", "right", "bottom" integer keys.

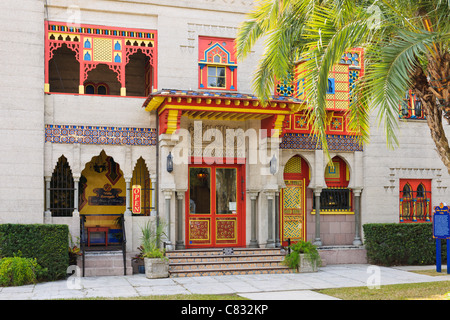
[
  {"left": 399, "top": 90, "right": 425, "bottom": 120},
  {"left": 45, "top": 22, "right": 157, "bottom": 97},
  {"left": 399, "top": 179, "right": 431, "bottom": 222},
  {"left": 198, "top": 36, "right": 237, "bottom": 91}
]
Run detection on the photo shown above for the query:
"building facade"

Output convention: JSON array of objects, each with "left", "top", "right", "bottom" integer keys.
[{"left": 1, "top": 0, "right": 449, "bottom": 265}]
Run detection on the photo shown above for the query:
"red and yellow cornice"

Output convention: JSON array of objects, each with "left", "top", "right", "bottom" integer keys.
[{"left": 143, "top": 89, "right": 305, "bottom": 136}]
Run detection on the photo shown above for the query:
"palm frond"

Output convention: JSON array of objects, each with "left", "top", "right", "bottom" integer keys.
[{"left": 365, "top": 29, "right": 439, "bottom": 148}]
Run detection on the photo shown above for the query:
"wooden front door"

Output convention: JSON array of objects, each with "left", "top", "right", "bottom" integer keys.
[
  {"left": 186, "top": 163, "right": 245, "bottom": 248},
  {"left": 280, "top": 156, "right": 310, "bottom": 246}
]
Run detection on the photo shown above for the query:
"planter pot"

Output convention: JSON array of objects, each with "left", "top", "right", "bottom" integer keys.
[
  {"left": 144, "top": 257, "right": 169, "bottom": 279},
  {"left": 297, "top": 254, "right": 319, "bottom": 273}
]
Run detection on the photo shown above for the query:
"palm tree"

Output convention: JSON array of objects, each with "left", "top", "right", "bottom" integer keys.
[{"left": 236, "top": 0, "right": 450, "bottom": 172}]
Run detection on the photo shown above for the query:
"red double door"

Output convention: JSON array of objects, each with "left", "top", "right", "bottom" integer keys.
[{"left": 185, "top": 163, "right": 245, "bottom": 248}]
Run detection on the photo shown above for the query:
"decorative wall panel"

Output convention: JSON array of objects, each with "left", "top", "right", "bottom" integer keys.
[{"left": 45, "top": 124, "right": 157, "bottom": 146}]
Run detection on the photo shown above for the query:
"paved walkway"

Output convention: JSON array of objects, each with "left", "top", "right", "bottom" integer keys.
[{"left": 1, "top": 264, "right": 449, "bottom": 300}]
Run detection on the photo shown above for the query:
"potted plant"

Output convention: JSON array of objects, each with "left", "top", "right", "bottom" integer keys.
[
  {"left": 68, "top": 234, "right": 82, "bottom": 266},
  {"left": 131, "top": 245, "right": 145, "bottom": 274},
  {"left": 140, "top": 219, "right": 169, "bottom": 278},
  {"left": 282, "top": 240, "right": 321, "bottom": 273}
]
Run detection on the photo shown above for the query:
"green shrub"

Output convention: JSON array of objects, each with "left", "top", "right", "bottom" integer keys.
[
  {"left": 0, "top": 256, "right": 47, "bottom": 287},
  {"left": 282, "top": 240, "right": 321, "bottom": 269},
  {"left": 363, "top": 223, "right": 446, "bottom": 266},
  {"left": 0, "top": 224, "right": 69, "bottom": 281}
]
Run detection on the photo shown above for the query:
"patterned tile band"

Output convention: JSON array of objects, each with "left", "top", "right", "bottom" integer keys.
[
  {"left": 280, "top": 133, "right": 363, "bottom": 152},
  {"left": 45, "top": 124, "right": 157, "bottom": 146}
]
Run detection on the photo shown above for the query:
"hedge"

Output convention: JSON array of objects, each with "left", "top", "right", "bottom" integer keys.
[
  {"left": 0, "top": 224, "right": 69, "bottom": 281},
  {"left": 363, "top": 223, "right": 446, "bottom": 266}
]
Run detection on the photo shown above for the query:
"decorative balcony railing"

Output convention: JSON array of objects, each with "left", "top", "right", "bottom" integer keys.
[{"left": 399, "top": 190, "right": 431, "bottom": 222}]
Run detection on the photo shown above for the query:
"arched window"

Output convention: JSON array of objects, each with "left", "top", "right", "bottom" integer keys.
[
  {"left": 316, "top": 156, "right": 351, "bottom": 211},
  {"left": 400, "top": 183, "right": 413, "bottom": 222},
  {"left": 131, "top": 157, "right": 152, "bottom": 215},
  {"left": 399, "top": 179, "right": 431, "bottom": 222},
  {"left": 50, "top": 156, "right": 75, "bottom": 217}
]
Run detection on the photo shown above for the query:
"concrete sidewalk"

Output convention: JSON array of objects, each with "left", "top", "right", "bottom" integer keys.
[{"left": 0, "top": 264, "right": 449, "bottom": 300}]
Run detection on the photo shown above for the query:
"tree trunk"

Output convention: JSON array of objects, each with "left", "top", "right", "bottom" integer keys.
[{"left": 412, "top": 52, "right": 450, "bottom": 174}]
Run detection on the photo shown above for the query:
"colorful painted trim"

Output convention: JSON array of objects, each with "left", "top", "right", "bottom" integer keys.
[
  {"left": 280, "top": 133, "right": 363, "bottom": 152},
  {"left": 45, "top": 124, "right": 157, "bottom": 146}
]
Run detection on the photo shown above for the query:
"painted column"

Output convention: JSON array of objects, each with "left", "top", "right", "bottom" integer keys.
[
  {"left": 175, "top": 191, "right": 185, "bottom": 250},
  {"left": 313, "top": 188, "right": 322, "bottom": 246},
  {"left": 352, "top": 188, "right": 363, "bottom": 246},
  {"left": 248, "top": 191, "right": 259, "bottom": 248}
]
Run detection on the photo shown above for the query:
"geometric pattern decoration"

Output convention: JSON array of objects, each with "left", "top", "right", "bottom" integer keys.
[
  {"left": 280, "top": 133, "right": 363, "bottom": 151},
  {"left": 284, "top": 156, "right": 302, "bottom": 174},
  {"left": 283, "top": 216, "right": 303, "bottom": 240},
  {"left": 188, "top": 218, "right": 211, "bottom": 245},
  {"left": 283, "top": 184, "right": 303, "bottom": 211},
  {"left": 340, "top": 52, "right": 360, "bottom": 66},
  {"left": 45, "top": 124, "right": 157, "bottom": 146},
  {"left": 282, "top": 180, "right": 304, "bottom": 242},
  {"left": 215, "top": 218, "right": 237, "bottom": 244}
]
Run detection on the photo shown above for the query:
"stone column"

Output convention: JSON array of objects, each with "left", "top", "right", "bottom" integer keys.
[
  {"left": 72, "top": 175, "right": 81, "bottom": 247},
  {"left": 248, "top": 191, "right": 259, "bottom": 248},
  {"left": 163, "top": 190, "right": 174, "bottom": 250},
  {"left": 124, "top": 177, "right": 132, "bottom": 216},
  {"left": 352, "top": 188, "right": 363, "bottom": 246},
  {"left": 313, "top": 188, "right": 322, "bottom": 246},
  {"left": 124, "top": 176, "right": 133, "bottom": 252},
  {"left": 73, "top": 175, "right": 80, "bottom": 216},
  {"left": 175, "top": 191, "right": 185, "bottom": 250},
  {"left": 275, "top": 191, "right": 281, "bottom": 248},
  {"left": 265, "top": 191, "right": 275, "bottom": 248},
  {"left": 44, "top": 176, "right": 52, "bottom": 224},
  {"left": 150, "top": 173, "right": 157, "bottom": 217}
]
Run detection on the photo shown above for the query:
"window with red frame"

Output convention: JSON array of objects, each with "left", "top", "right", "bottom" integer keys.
[
  {"left": 399, "top": 179, "right": 431, "bottom": 222},
  {"left": 198, "top": 36, "right": 237, "bottom": 91}
]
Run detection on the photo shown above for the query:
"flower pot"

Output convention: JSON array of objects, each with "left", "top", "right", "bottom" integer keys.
[
  {"left": 144, "top": 257, "right": 169, "bottom": 278},
  {"left": 297, "top": 253, "right": 319, "bottom": 273}
]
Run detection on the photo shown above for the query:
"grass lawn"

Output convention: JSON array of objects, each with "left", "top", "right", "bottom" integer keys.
[{"left": 317, "top": 281, "right": 450, "bottom": 300}]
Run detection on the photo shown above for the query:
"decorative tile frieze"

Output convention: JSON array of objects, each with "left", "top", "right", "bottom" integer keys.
[
  {"left": 280, "top": 133, "right": 363, "bottom": 152},
  {"left": 45, "top": 124, "right": 157, "bottom": 146}
]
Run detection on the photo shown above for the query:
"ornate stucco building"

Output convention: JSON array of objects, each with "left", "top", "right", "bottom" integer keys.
[{"left": 1, "top": 0, "right": 449, "bottom": 275}]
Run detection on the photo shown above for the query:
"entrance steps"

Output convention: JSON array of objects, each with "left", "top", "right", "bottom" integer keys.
[
  {"left": 166, "top": 248, "right": 295, "bottom": 277},
  {"left": 77, "top": 250, "right": 133, "bottom": 277}
]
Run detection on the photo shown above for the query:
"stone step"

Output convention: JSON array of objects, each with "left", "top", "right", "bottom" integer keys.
[
  {"left": 169, "top": 266, "right": 295, "bottom": 277},
  {"left": 166, "top": 247, "right": 293, "bottom": 277},
  {"left": 77, "top": 251, "right": 133, "bottom": 277},
  {"left": 166, "top": 248, "right": 283, "bottom": 258}
]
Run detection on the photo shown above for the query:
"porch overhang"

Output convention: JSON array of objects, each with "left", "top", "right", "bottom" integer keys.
[{"left": 142, "top": 89, "right": 305, "bottom": 137}]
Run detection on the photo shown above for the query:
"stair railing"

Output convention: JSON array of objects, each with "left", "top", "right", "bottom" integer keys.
[
  {"left": 80, "top": 214, "right": 86, "bottom": 277},
  {"left": 121, "top": 215, "right": 127, "bottom": 275}
]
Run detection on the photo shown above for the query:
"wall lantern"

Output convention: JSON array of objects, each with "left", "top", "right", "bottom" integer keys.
[
  {"left": 167, "top": 152, "right": 173, "bottom": 173},
  {"left": 269, "top": 154, "right": 277, "bottom": 175}
]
